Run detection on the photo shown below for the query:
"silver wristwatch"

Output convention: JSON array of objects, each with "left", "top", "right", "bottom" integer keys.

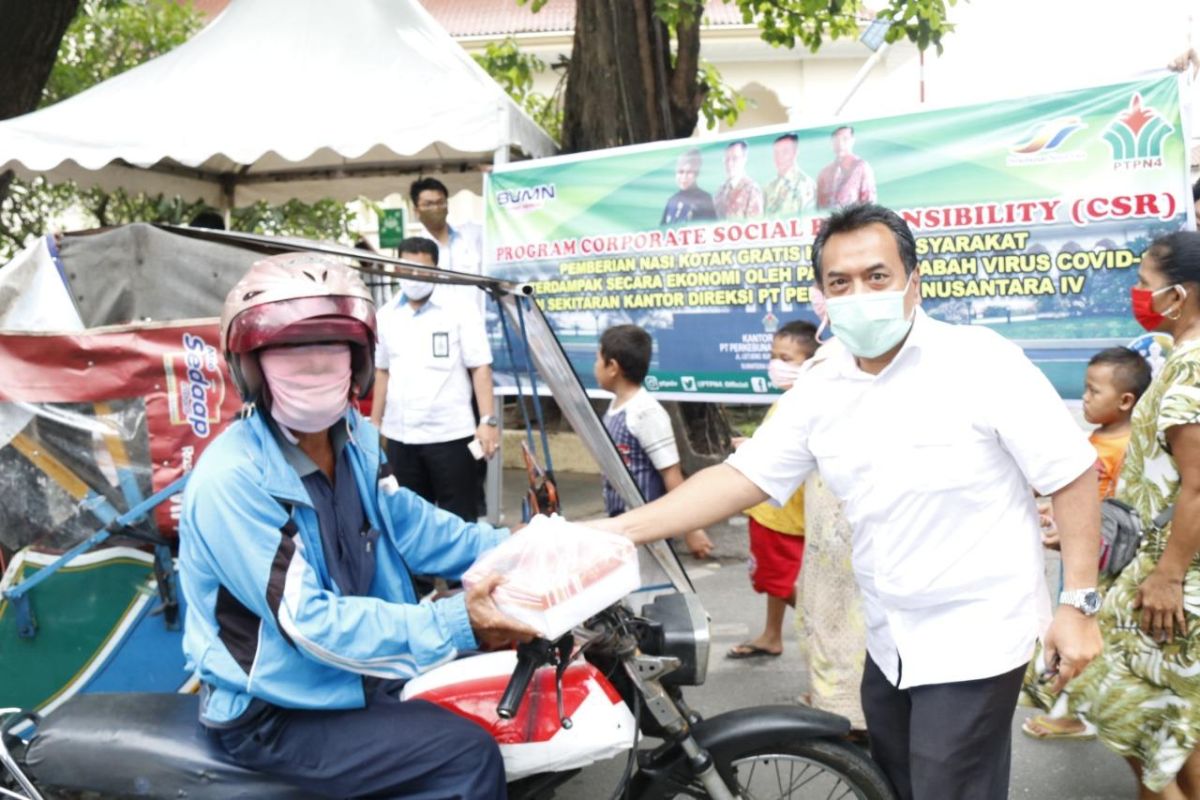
[
  {"left": 481, "top": 414, "right": 499, "bottom": 427},
  {"left": 1059, "top": 588, "right": 1102, "bottom": 616}
]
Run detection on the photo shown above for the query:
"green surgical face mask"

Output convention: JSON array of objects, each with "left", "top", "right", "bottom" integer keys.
[{"left": 824, "top": 271, "right": 916, "bottom": 358}]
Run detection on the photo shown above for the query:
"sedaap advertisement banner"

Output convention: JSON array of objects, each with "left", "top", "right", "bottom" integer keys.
[
  {"left": 0, "top": 321, "right": 240, "bottom": 539},
  {"left": 484, "top": 73, "right": 1195, "bottom": 401}
]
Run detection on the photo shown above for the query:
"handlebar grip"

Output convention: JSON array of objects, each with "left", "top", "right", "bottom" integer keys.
[{"left": 497, "top": 644, "right": 542, "bottom": 719}]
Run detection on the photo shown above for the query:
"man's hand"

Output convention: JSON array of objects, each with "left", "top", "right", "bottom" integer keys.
[
  {"left": 1168, "top": 47, "right": 1199, "bottom": 78},
  {"left": 685, "top": 529, "right": 713, "bottom": 559},
  {"left": 465, "top": 573, "right": 539, "bottom": 650},
  {"left": 1134, "top": 569, "right": 1187, "bottom": 643},
  {"left": 476, "top": 423, "right": 500, "bottom": 460},
  {"left": 1042, "top": 605, "right": 1103, "bottom": 692}
]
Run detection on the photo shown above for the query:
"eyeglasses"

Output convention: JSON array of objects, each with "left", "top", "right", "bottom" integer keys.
[{"left": 417, "top": 200, "right": 448, "bottom": 210}]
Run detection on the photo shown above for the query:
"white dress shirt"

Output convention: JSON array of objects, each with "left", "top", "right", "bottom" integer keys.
[
  {"left": 418, "top": 222, "right": 487, "bottom": 315},
  {"left": 374, "top": 288, "right": 492, "bottom": 445},
  {"left": 727, "top": 310, "right": 1095, "bottom": 689}
]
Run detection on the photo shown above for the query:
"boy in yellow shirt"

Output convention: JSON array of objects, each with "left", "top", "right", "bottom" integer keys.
[{"left": 727, "top": 321, "right": 818, "bottom": 658}]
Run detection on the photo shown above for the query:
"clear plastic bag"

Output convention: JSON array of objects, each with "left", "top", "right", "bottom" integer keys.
[{"left": 463, "top": 515, "right": 640, "bottom": 638}]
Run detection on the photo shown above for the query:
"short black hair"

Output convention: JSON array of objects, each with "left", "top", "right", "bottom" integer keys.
[
  {"left": 774, "top": 133, "right": 798, "bottom": 145},
  {"left": 397, "top": 237, "right": 439, "bottom": 263},
  {"left": 599, "top": 324, "right": 652, "bottom": 385},
  {"left": 832, "top": 125, "right": 854, "bottom": 137},
  {"left": 409, "top": 177, "right": 449, "bottom": 206},
  {"left": 811, "top": 203, "right": 917, "bottom": 287},
  {"left": 1088, "top": 347, "right": 1151, "bottom": 400},
  {"left": 726, "top": 140, "right": 748, "bottom": 153},
  {"left": 1192, "top": 177, "right": 1200, "bottom": 204},
  {"left": 774, "top": 320, "right": 818, "bottom": 358},
  {"left": 1145, "top": 230, "right": 1200, "bottom": 288}
]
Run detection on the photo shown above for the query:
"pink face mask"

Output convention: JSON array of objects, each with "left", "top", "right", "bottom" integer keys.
[{"left": 259, "top": 343, "right": 352, "bottom": 434}]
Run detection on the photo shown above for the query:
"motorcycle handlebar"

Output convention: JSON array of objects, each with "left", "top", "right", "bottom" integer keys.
[{"left": 497, "top": 639, "right": 549, "bottom": 719}]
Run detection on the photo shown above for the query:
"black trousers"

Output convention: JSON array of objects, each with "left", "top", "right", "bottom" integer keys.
[
  {"left": 860, "top": 655, "right": 1026, "bottom": 800},
  {"left": 210, "top": 695, "right": 506, "bottom": 799},
  {"left": 386, "top": 436, "right": 481, "bottom": 523}
]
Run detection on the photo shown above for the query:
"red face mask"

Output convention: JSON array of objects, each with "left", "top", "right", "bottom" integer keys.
[{"left": 1130, "top": 285, "right": 1181, "bottom": 331}]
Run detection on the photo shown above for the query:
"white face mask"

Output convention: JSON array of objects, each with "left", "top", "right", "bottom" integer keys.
[
  {"left": 767, "top": 358, "right": 803, "bottom": 389},
  {"left": 825, "top": 271, "right": 916, "bottom": 359},
  {"left": 400, "top": 279, "right": 434, "bottom": 301}
]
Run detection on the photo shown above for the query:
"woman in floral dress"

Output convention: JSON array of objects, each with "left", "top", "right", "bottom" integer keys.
[
  {"left": 798, "top": 472, "right": 867, "bottom": 730},
  {"left": 792, "top": 335, "right": 868, "bottom": 730},
  {"left": 1069, "top": 231, "right": 1200, "bottom": 798}
]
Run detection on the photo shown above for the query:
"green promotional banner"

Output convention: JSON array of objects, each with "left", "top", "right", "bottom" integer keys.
[{"left": 485, "top": 74, "right": 1195, "bottom": 401}]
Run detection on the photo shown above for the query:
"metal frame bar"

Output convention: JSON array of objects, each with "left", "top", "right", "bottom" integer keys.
[
  {"left": 495, "top": 294, "right": 694, "bottom": 594},
  {"left": 2, "top": 475, "right": 189, "bottom": 638},
  {"left": 0, "top": 710, "right": 43, "bottom": 800}
]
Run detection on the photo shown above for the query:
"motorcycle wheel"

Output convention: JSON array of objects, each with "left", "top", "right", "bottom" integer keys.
[{"left": 638, "top": 738, "right": 895, "bottom": 800}]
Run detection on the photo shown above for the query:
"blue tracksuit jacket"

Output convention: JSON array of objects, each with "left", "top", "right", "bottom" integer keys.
[{"left": 178, "top": 408, "right": 507, "bottom": 725}]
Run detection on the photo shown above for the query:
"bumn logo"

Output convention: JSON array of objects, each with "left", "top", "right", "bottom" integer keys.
[
  {"left": 1103, "top": 93, "right": 1174, "bottom": 171},
  {"left": 495, "top": 183, "right": 557, "bottom": 212}
]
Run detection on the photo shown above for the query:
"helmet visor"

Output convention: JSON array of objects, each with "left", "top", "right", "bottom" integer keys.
[{"left": 227, "top": 296, "right": 375, "bottom": 354}]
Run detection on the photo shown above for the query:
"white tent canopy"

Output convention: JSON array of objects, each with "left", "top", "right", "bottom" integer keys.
[{"left": 0, "top": 0, "right": 557, "bottom": 208}]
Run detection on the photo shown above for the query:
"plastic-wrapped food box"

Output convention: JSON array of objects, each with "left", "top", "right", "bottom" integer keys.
[{"left": 463, "top": 515, "right": 640, "bottom": 638}]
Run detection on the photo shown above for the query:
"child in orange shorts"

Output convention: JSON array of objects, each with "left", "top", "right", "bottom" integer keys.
[{"left": 727, "top": 321, "right": 817, "bottom": 658}]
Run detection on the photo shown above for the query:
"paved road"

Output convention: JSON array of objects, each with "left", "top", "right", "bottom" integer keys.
[{"left": 496, "top": 469, "right": 1137, "bottom": 799}]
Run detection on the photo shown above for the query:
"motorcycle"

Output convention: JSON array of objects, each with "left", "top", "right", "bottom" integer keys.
[{"left": 1, "top": 591, "right": 895, "bottom": 800}]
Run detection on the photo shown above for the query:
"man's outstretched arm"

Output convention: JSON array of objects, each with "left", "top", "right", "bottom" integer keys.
[{"left": 594, "top": 463, "right": 767, "bottom": 545}]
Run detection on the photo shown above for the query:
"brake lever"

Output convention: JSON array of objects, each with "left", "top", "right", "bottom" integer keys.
[{"left": 554, "top": 633, "right": 574, "bottom": 729}]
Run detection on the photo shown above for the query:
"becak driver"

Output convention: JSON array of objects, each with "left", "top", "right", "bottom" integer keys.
[{"left": 178, "top": 252, "right": 534, "bottom": 799}]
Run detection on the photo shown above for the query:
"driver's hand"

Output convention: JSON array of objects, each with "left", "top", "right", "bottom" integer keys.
[{"left": 465, "top": 573, "right": 539, "bottom": 650}]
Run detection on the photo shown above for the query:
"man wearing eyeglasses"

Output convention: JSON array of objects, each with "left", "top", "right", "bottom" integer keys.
[{"left": 409, "top": 177, "right": 485, "bottom": 315}]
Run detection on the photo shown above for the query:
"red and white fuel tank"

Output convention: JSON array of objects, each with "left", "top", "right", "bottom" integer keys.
[{"left": 401, "top": 650, "right": 636, "bottom": 780}]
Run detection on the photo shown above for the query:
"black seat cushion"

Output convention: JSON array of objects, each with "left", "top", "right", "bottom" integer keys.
[{"left": 23, "top": 693, "right": 321, "bottom": 799}]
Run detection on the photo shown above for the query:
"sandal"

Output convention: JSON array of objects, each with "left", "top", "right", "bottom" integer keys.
[
  {"left": 725, "top": 643, "right": 782, "bottom": 659},
  {"left": 1021, "top": 714, "right": 1096, "bottom": 740}
]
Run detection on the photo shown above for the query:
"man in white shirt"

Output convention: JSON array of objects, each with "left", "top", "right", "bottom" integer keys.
[
  {"left": 369, "top": 237, "right": 499, "bottom": 524},
  {"left": 410, "top": 177, "right": 486, "bottom": 315},
  {"left": 594, "top": 204, "right": 1104, "bottom": 799}
]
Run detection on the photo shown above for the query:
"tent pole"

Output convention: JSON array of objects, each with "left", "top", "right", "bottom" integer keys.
[
  {"left": 486, "top": 390, "right": 503, "bottom": 526},
  {"left": 486, "top": 104, "right": 510, "bottom": 524},
  {"left": 494, "top": 102, "right": 512, "bottom": 166},
  {"left": 219, "top": 174, "right": 236, "bottom": 228}
]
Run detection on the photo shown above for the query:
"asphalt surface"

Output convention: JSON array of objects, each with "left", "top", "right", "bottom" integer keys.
[{"left": 496, "top": 468, "right": 1138, "bottom": 799}]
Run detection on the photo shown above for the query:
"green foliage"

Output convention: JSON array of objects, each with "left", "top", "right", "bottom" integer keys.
[
  {"left": 232, "top": 198, "right": 355, "bottom": 242},
  {"left": 0, "top": 178, "right": 77, "bottom": 259},
  {"left": 728, "top": 0, "right": 956, "bottom": 54},
  {"left": 510, "top": 0, "right": 954, "bottom": 135},
  {"left": 696, "top": 60, "right": 747, "bottom": 130},
  {"left": 41, "top": 0, "right": 205, "bottom": 107},
  {"left": 81, "top": 187, "right": 209, "bottom": 227},
  {"left": 473, "top": 37, "right": 564, "bottom": 143}
]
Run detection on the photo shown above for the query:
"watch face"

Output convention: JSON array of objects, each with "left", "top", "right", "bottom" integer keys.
[{"left": 1083, "top": 591, "right": 1102, "bottom": 614}]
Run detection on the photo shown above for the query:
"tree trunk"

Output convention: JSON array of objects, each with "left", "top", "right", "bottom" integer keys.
[
  {"left": 562, "top": 0, "right": 727, "bottom": 457},
  {"left": 562, "top": 0, "right": 706, "bottom": 153},
  {"left": 0, "top": 0, "right": 80, "bottom": 227},
  {"left": 0, "top": 0, "right": 79, "bottom": 121}
]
